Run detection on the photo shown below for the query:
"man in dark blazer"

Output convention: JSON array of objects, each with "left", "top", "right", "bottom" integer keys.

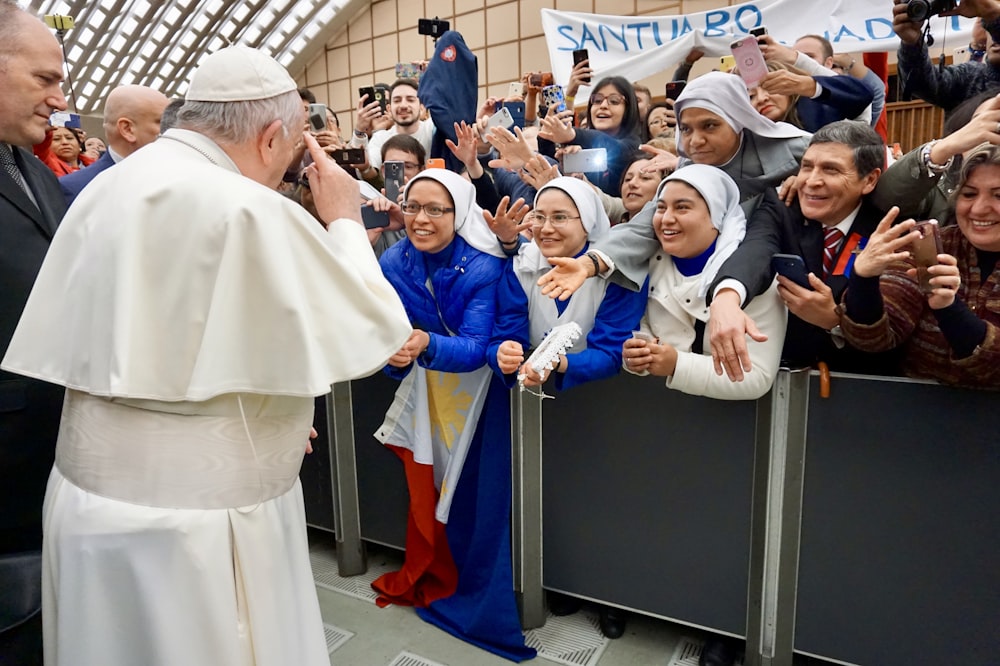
[
  {"left": 59, "top": 84, "right": 168, "bottom": 207},
  {"left": 0, "top": 4, "right": 70, "bottom": 663},
  {"left": 709, "top": 121, "right": 900, "bottom": 383}
]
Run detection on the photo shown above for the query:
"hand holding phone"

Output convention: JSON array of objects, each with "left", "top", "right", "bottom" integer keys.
[
  {"left": 359, "top": 86, "right": 387, "bottom": 114},
  {"left": 572, "top": 49, "right": 591, "bottom": 84},
  {"left": 562, "top": 148, "right": 607, "bottom": 174},
  {"left": 308, "top": 104, "right": 327, "bottom": 133},
  {"left": 383, "top": 161, "right": 404, "bottom": 202},
  {"left": 664, "top": 81, "right": 687, "bottom": 102}
]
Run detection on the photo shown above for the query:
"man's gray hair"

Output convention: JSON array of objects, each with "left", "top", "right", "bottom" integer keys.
[
  {"left": 808, "top": 120, "right": 885, "bottom": 177},
  {"left": 175, "top": 90, "right": 302, "bottom": 144}
]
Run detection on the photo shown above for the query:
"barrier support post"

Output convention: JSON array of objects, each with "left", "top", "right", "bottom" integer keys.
[
  {"left": 512, "top": 389, "right": 546, "bottom": 629},
  {"left": 745, "top": 369, "right": 809, "bottom": 666},
  {"left": 327, "top": 382, "right": 367, "bottom": 576}
]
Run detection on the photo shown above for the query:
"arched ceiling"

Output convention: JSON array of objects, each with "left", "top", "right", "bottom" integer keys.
[{"left": 26, "top": 0, "right": 370, "bottom": 115}]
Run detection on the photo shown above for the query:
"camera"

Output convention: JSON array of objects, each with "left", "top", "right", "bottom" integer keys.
[
  {"left": 905, "top": 0, "right": 957, "bottom": 21},
  {"left": 417, "top": 18, "right": 449, "bottom": 38}
]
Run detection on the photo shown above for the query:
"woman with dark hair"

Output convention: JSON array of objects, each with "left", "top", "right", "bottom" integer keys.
[
  {"left": 34, "top": 126, "right": 95, "bottom": 177},
  {"left": 536, "top": 75, "right": 642, "bottom": 197},
  {"left": 644, "top": 101, "right": 675, "bottom": 142}
]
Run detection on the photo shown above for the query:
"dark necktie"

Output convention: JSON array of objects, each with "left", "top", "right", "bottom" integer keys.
[
  {"left": 823, "top": 227, "right": 844, "bottom": 279},
  {"left": 0, "top": 143, "right": 30, "bottom": 196}
]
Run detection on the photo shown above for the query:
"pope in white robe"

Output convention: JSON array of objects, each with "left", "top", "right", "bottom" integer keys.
[{"left": 1, "top": 46, "right": 411, "bottom": 666}]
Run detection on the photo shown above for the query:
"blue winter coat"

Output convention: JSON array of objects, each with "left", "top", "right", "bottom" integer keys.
[{"left": 379, "top": 234, "right": 504, "bottom": 379}]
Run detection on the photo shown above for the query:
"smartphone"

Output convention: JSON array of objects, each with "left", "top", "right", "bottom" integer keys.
[
  {"left": 507, "top": 81, "right": 524, "bottom": 99},
  {"left": 720, "top": 55, "right": 736, "bottom": 71},
  {"left": 631, "top": 330, "right": 656, "bottom": 343},
  {"left": 562, "top": 148, "right": 607, "bottom": 174},
  {"left": 731, "top": 37, "right": 769, "bottom": 88},
  {"left": 361, "top": 205, "right": 390, "bottom": 230},
  {"left": 664, "top": 80, "right": 687, "bottom": 101},
  {"left": 383, "top": 160, "right": 404, "bottom": 202},
  {"left": 953, "top": 46, "right": 971, "bottom": 64},
  {"left": 529, "top": 72, "right": 554, "bottom": 88},
  {"left": 331, "top": 147, "right": 366, "bottom": 165},
  {"left": 541, "top": 84, "right": 567, "bottom": 113},
  {"left": 359, "top": 86, "right": 387, "bottom": 114},
  {"left": 749, "top": 25, "right": 768, "bottom": 38},
  {"left": 500, "top": 101, "right": 526, "bottom": 130},
  {"left": 910, "top": 220, "right": 942, "bottom": 293},
  {"left": 425, "top": 158, "right": 446, "bottom": 169},
  {"left": 307, "top": 103, "right": 327, "bottom": 132},
  {"left": 573, "top": 48, "right": 590, "bottom": 84},
  {"left": 395, "top": 62, "right": 421, "bottom": 81},
  {"left": 482, "top": 107, "right": 514, "bottom": 139},
  {"left": 771, "top": 254, "right": 812, "bottom": 289}
]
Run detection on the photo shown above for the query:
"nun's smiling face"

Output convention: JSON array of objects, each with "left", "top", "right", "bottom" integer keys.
[
  {"left": 529, "top": 188, "right": 588, "bottom": 259},
  {"left": 653, "top": 181, "right": 719, "bottom": 258},
  {"left": 402, "top": 179, "right": 457, "bottom": 255},
  {"left": 677, "top": 108, "right": 740, "bottom": 166}
]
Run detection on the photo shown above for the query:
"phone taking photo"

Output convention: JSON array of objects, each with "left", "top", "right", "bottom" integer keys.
[
  {"left": 359, "top": 86, "right": 387, "bottom": 114},
  {"left": 562, "top": 148, "right": 607, "bottom": 174},
  {"left": 573, "top": 48, "right": 590, "bottom": 84},
  {"left": 383, "top": 161, "right": 404, "bottom": 202},
  {"left": 910, "top": 220, "right": 942, "bottom": 293},
  {"left": 664, "top": 80, "right": 687, "bottom": 101},
  {"left": 731, "top": 37, "right": 769, "bottom": 88},
  {"left": 481, "top": 107, "right": 515, "bottom": 140},
  {"left": 307, "top": 103, "right": 327, "bottom": 133},
  {"left": 331, "top": 147, "right": 366, "bottom": 166}
]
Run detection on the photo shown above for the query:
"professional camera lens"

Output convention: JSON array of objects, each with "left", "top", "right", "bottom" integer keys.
[{"left": 906, "top": 0, "right": 932, "bottom": 21}]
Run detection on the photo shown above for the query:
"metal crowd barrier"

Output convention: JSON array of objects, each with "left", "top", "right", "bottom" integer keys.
[{"left": 301, "top": 369, "right": 1000, "bottom": 666}]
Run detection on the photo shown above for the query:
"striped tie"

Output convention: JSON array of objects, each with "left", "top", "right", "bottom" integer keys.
[
  {"left": 0, "top": 143, "right": 31, "bottom": 196},
  {"left": 823, "top": 227, "right": 844, "bottom": 279}
]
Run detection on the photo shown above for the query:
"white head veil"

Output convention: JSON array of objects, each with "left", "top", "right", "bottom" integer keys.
[
  {"left": 655, "top": 164, "right": 747, "bottom": 297},
  {"left": 518, "top": 177, "right": 611, "bottom": 271},
  {"left": 402, "top": 169, "right": 506, "bottom": 258},
  {"left": 673, "top": 71, "right": 810, "bottom": 159}
]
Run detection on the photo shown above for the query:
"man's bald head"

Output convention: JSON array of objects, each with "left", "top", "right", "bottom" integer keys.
[{"left": 102, "top": 85, "right": 169, "bottom": 156}]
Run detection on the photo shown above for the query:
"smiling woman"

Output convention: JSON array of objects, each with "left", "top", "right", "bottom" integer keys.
[
  {"left": 622, "top": 164, "right": 786, "bottom": 400},
  {"left": 841, "top": 143, "right": 1000, "bottom": 390}
]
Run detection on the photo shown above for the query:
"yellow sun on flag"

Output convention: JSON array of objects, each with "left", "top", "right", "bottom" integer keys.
[{"left": 425, "top": 370, "right": 474, "bottom": 451}]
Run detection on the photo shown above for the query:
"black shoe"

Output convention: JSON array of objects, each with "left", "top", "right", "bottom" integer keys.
[
  {"left": 546, "top": 592, "right": 583, "bottom": 616},
  {"left": 598, "top": 606, "right": 628, "bottom": 639},
  {"left": 699, "top": 637, "right": 738, "bottom": 666}
]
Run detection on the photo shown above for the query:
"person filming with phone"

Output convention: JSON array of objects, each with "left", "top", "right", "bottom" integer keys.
[{"left": 839, "top": 143, "right": 1000, "bottom": 389}]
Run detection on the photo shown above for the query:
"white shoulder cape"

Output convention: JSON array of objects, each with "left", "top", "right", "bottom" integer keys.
[{"left": 2, "top": 129, "right": 411, "bottom": 401}]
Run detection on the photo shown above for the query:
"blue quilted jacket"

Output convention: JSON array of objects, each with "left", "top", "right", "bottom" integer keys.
[{"left": 379, "top": 234, "right": 503, "bottom": 379}]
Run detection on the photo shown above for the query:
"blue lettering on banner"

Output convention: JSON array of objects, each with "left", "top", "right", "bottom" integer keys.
[
  {"left": 734, "top": 6, "right": 763, "bottom": 33},
  {"left": 832, "top": 24, "right": 865, "bottom": 42},
  {"left": 705, "top": 10, "right": 730, "bottom": 37},
  {"left": 601, "top": 23, "right": 629, "bottom": 51},
  {"left": 671, "top": 17, "right": 694, "bottom": 40},
  {"left": 578, "top": 23, "right": 602, "bottom": 50},
  {"left": 556, "top": 24, "right": 580, "bottom": 50},
  {"left": 626, "top": 22, "right": 653, "bottom": 49},
  {"left": 652, "top": 22, "right": 663, "bottom": 46},
  {"left": 865, "top": 18, "right": 894, "bottom": 40}
]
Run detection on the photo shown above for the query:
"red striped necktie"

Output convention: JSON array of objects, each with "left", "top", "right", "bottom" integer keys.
[{"left": 823, "top": 227, "right": 844, "bottom": 279}]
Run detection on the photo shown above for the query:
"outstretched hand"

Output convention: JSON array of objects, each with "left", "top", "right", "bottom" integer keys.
[
  {"left": 484, "top": 195, "right": 531, "bottom": 244},
  {"left": 538, "top": 256, "right": 590, "bottom": 301}
]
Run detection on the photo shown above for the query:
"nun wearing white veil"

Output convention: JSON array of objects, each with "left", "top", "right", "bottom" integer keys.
[
  {"left": 488, "top": 177, "right": 647, "bottom": 391},
  {"left": 621, "top": 165, "right": 787, "bottom": 400}
]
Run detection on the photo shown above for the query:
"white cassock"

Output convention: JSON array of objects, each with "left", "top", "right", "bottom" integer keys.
[{"left": 2, "top": 128, "right": 412, "bottom": 666}]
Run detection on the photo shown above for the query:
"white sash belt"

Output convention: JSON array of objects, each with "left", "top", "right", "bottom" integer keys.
[{"left": 55, "top": 390, "right": 311, "bottom": 509}]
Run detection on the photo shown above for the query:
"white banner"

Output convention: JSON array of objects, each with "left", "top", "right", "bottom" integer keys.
[{"left": 542, "top": 0, "right": 974, "bottom": 89}]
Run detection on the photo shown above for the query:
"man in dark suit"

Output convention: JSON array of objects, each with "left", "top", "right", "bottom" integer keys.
[
  {"left": 0, "top": 3, "right": 69, "bottom": 663},
  {"left": 709, "top": 121, "right": 899, "bottom": 383},
  {"left": 59, "top": 84, "right": 168, "bottom": 207}
]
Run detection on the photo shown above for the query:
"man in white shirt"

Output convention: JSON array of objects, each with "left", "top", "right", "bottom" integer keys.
[{"left": 351, "top": 78, "right": 435, "bottom": 169}]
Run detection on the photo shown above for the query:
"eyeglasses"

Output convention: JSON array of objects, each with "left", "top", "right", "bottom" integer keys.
[
  {"left": 648, "top": 118, "right": 669, "bottom": 128},
  {"left": 526, "top": 212, "right": 581, "bottom": 229},
  {"left": 590, "top": 93, "right": 625, "bottom": 107},
  {"left": 400, "top": 202, "right": 455, "bottom": 217}
]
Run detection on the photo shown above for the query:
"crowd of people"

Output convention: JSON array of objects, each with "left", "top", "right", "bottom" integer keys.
[{"left": 1, "top": 0, "right": 999, "bottom": 664}]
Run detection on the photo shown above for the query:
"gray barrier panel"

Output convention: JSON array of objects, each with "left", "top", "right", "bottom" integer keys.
[
  {"left": 795, "top": 375, "right": 1000, "bottom": 665},
  {"left": 541, "top": 372, "right": 758, "bottom": 636},
  {"left": 301, "top": 396, "right": 335, "bottom": 532},
  {"left": 351, "top": 372, "right": 409, "bottom": 549}
]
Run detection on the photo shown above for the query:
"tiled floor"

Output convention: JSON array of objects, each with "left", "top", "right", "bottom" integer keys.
[{"left": 309, "top": 532, "right": 759, "bottom": 666}]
